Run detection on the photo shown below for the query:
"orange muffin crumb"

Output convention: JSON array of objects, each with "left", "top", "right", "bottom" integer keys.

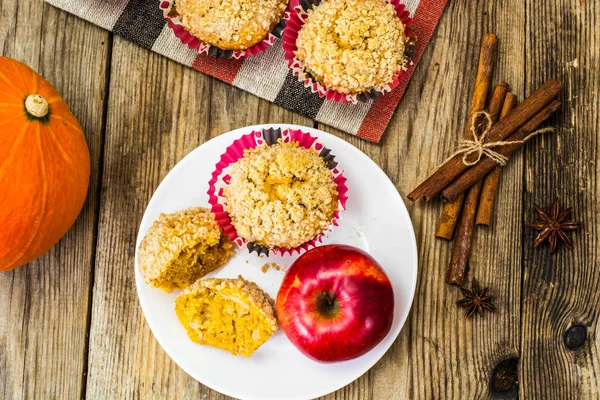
[{"left": 175, "top": 276, "right": 278, "bottom": 356}]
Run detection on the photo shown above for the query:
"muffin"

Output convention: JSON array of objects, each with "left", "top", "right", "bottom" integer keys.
[
  {"left": 223, "top": 140, "right": 338, "bottom": 249},
  {"left": 175, "top": 276, "right": 278, "bottom": 357},
  {"left": 137, "top": 207, "right": 233, "bottom": 293},
  {"left": 295, "top": 0, "right": 408, "bottom": 94},
  {"left": 175, "top": 0, "right": 288, "bottom": 50}
]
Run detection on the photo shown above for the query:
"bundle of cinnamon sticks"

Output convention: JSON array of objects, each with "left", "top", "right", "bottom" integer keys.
[{"left": 407, "top": 33, "right": 562, "bottom": 286}]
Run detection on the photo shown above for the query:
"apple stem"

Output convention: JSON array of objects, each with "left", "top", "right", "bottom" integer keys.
[
  {"left": 317, "top": 290, "right": 340, "bottom": 318},
  {"left": 320, "top": 290, "right": 334, "bottom": 306}
]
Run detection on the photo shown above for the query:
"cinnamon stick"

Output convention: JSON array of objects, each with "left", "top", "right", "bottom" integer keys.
[
  {"left": 445, "top": 179, "right": 480, "bottom": 286},
  {"left": 445, "top": 84, "right": 509, "bottom": 286},
  {"left": 435, "top": 82, "right": 508, "bottom": 240},
  {"left": 476, "top": 93, "right": 518, "bottom": 226},
  {"left": 434, "top": 34, "right": 498, "bottom": 240},
  {"left": 407, "top": 79, "right": 562, "bottom": 202},
  {"left": 441, "top": 100, "right": 562, "bottom": 203},
  {"left": 487, "top": 83, "right": 510, "bottom": 122},
  {"left": 435, "top": 200, "right": 464, "bottom": 240}
]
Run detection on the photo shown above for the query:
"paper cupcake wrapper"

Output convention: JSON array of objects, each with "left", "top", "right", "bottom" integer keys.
[
  {"left": 282, "top": 0, "right": 416, "bottom": 104},
  {"left": 207, "top": 127, "right": 348, "bottom": 256},
  {"left": 159, "top": 0, "right": 290, "bottom": 59}
]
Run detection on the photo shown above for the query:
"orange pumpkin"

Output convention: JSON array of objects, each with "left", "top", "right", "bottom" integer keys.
[{"left": 0, "top": 57, "right": 90, "bottom": 271}]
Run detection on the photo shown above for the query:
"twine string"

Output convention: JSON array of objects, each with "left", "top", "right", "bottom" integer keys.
[{"left": 449, "top": 111, "right": 554, "bottom": 167}]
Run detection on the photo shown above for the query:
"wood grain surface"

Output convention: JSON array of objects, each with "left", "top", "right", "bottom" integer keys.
[
  {"left": 521, "top": 0, "right": 600, "bottom": 398},
  {"left": 0, "top": 0, "right": 599, "bottom": 399},
  {"left": 0, "top": 1, "right": 109, "bottom": 398}
]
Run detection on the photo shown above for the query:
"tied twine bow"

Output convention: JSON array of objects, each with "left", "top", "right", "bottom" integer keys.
[{"left": 452, "top": 111, "right": 554, "bottom": 167}]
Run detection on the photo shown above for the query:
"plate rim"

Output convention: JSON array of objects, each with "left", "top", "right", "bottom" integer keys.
[{"left": 134, "top": 123, "right": 419, "bottom": 400}]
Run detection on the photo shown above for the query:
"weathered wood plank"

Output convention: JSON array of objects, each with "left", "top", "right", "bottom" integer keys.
[
  {"left": 319, "top": 1, "right": 526, "bottom": 399},
  {"left": 0, "top": 2, "right": 110, "bottom": 399},
  {"left": 85, "top": 38, "right": 214, "bottom": 399},
  {"left": 85, "top": 36, "right": 312, "bottom": 398},
  {"left": 209, "top": 78, "right": 313, "bottom": 134},
  {"left": 317, "top": 123, "right": 401, "bottom": 400},
  {"left": 521, "top": 0, "right": 600, "bottom": 398}
]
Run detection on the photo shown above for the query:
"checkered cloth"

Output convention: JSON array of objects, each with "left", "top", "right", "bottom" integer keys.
[{"left": 46, "top": 0, "right": 447, "bottom": 142}]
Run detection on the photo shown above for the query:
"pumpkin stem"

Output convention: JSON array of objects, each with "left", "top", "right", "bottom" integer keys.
[{"left": 25, "top": 94, "right": 49, "bottom": 119}]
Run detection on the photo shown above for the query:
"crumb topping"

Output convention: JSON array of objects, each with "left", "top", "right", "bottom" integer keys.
[
  {"left": 176, "top": 0, "right": 288, "bottom": 50},
  {"left": 295, "top": 0, "right": 408, "bottom": 94},
  {"left": 224, "top": 141, "right": 338, "bottom": 249},
  {"left": 261, "top": 262, "right": 282, "bottom": 273}
]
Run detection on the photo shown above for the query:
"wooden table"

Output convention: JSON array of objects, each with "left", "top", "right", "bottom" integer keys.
[{"left": 1, "top": 0, "right": 599, "bottom": 398}]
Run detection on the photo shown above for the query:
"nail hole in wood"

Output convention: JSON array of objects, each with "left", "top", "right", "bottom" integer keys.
[
  {"left": 564, "top": 325, "right": 587, "bottom": 350},
  {"left": 490, "top": 357, "right": 518, "bottom": 397}
]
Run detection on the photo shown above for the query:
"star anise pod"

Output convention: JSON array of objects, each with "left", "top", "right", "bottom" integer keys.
[
  {"left": 525, "top": 200, "right": 580, "bottom": 253},
  {"left": 456, "top": 279, "right": 495, "bottom": 318}
]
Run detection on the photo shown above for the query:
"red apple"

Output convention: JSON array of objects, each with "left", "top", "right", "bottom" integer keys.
[{"left": 276, "top": 244, "right": 394, "bottom": 362}]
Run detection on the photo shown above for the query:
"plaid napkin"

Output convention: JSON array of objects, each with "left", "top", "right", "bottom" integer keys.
[{"left": 46, "top": 0, "right": 447, "bottom": 142}]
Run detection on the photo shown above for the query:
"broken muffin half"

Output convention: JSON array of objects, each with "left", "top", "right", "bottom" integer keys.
[
  {"left": 137, "top": 207, "right": 233, "bottom": 293},
  {"left": 175, "top": 276, "right": 278, "bottom": 356}
]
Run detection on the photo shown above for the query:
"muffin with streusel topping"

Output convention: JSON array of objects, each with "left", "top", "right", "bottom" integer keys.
[
  {"left": 175, "top": 275, "right": 277, "bottom": 357},
  {"left": 223, "top": 140, "right": 338, "bottom": 250},
  {"left": 295, "top": 0, "right": 409, "bottom": 94},
  {"left": 175, "top": 0, "right": 288, "bottom": 50},
  {"left": 137, "top": 207, "right": 233, "bottom": 293}
]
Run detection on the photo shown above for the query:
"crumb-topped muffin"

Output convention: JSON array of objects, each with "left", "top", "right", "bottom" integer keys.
[
  {"left": 295, "top": 0, "right": 408, "bottom": 94},
  {"left": 137, "top": 207, "right": 233, "bottom": 293},
  {"left": 175, "top": 276, "right": 278, "bottom": 357},
  {"left": 175, "top": 0, "right": 288, "bottom": 50},
  {"left": 224, "top": 141, "right": 338, "bottom": 249}
]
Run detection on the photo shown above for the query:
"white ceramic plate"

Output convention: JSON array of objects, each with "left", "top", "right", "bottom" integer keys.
[{"left": 135, "top": 124, "right": 418, "bottom": 400}]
